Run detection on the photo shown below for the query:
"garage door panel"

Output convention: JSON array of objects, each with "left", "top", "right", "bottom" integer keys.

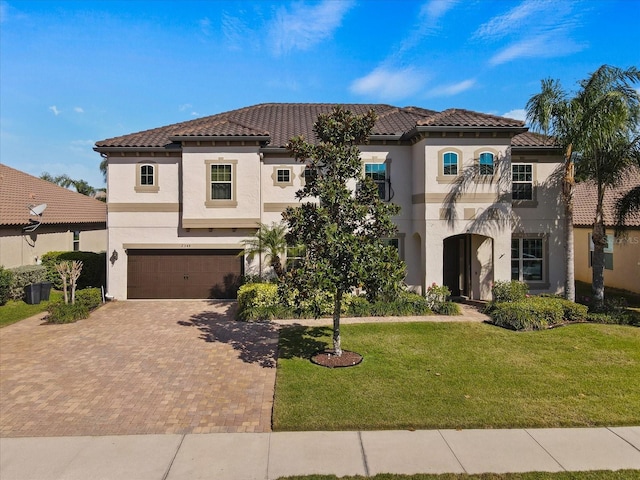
[{"left": 127, "top": 250, "right": 242, "bottom": 299}]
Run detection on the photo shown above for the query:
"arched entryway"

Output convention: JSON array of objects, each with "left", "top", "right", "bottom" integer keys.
[{"left": 443, "top": 234, "right": 494, "bottom": 300}]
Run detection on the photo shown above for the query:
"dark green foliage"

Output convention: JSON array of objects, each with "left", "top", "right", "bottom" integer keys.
[
  {"left": 0, "top": 266, "right": 13, "bottom": 305},
  {"left": 41, "top": 251, "right": 106, "bottom": 290},
  {"left": 344, "top": 295, "right": 371, "bottom": 317},
  {"left": 437, "top": 301, "right": 462, "bottom": 316},
  {"left": 490, "top": 297, "right": 588, "bottom": 331},
  {"left": 46, "top": 301, "right": 89, "bottom": 324},
  {"left": 7, "top": 265, "right": 47, "bottom": 300},
  {"left": 75, "top": 288, "right": 102, "bottom": 310},
  {"left": 491, "top": 280, "right": 529, "bottom": 303}
]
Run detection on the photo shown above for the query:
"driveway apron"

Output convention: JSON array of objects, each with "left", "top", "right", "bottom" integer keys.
[{"left": 0, "top": 301, "right": 278, "bottom": 437}]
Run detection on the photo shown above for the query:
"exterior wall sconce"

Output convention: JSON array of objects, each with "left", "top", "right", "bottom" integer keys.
[{"left": 110, "top": 250, "right": 118, "bottom": 265}]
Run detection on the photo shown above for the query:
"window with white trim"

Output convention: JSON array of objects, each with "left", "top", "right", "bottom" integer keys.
[
  {"left": 365, "top": 163, "right": 387, "bottom": 200},
  {"left": 73, "top": 231, "right": 80, "bottom": 252},
  {"left": 589, "top": 233, "right": 614, "bottom": 270},
  {"left": 511, "top": 237, "right": 544, "bottom": 282},
  {"left": 210, "top": 164, "right": 232, "bottom": 200},
  {"left": 286, "top": 244, "right": 306, "bottom": 270},
  {"left": 140, "top": 164, "right": 155, "bottom": 185},
  {"left": 479, "top": 152, "right": 494, "bottom": 175},
  {"left": 443, "top": 152, "right": 458, "bottom": 176},
  {"left": 277, "top": 169, "right": 290, "bottom": 183},
  {"left": 512, "top": 164, "right": 533, "bottom": 200}
]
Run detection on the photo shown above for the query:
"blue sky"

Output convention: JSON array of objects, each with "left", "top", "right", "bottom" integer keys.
[{"left": 1, "top": 0, "right": 639, "bottom": 189}]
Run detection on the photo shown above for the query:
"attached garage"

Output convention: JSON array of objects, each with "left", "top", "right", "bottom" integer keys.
[{"left": 127, "top": 249, "right": 243, "bottom": 299}]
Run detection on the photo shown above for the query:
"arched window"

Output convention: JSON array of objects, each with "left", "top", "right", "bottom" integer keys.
[
  {"left": 140, "top": 164, "right": 155, "bottom": 186},
  {"left": 479, "top": 152, "right": 494, "bottom": 175},
  {"left": 443, "top": 152, "right": 458, "bottom": 175}
]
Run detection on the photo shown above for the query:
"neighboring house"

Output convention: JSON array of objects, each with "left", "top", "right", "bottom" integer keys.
[
  {"left": 573, "top": 170, "right": 640, "bottom": 294},
  {"left": 0, "top": 163, "right": 107, "bottom": 268},
  {"left": 94, "top": 103, "right": 565, "bottom": 300}
]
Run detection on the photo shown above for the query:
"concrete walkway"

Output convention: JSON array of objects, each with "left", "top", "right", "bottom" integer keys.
[{"left": 1, "top": 427, "right": 639, "bottom": 479}]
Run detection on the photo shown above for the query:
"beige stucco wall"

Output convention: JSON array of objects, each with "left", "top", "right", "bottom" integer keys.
[
  {"left": 0, "top": 225, "right": 106, "bottom": 269},
  {"left": 574, "top": 226, "right": 640, "bottom": 294}
]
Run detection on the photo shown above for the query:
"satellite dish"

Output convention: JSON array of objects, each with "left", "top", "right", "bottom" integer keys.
[
  {"left": 23, "top": 203, "right": 47, "bottom": 232},
  {"left": 29, "top": 203, "right": 47, "bottom": 216}
]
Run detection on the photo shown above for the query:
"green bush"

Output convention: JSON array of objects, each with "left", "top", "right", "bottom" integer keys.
[
  {"left": 41, "top": 251, "right": 106, "bottom": 290},
  {"left": 425, "top": 283, "right": 450, "bottom": 312},
  {"left": 489, "top": 296, "right": 588, "bottom": 331},
  {"left": 237, "top": 283, "right": 280, "bottom": 321},
  {"left": 7, "top": 265, "right": 47, "bottom": 300},
  {"left": 344, "top": 295, "right": 371, "bottom": 317},
  {"left": 47, "top": 301, "right": 89, "bottom": 324},
  {"left": 587, "top": 311, "right": 639, "bottom": 326},
  {"left": 491, "top": 280, "right": 529, "bottom": 303},
  {"left": 437, "top": 301, "right": 461, "bottom": 316},
  {"left": 0, "top": 266, "right": 13, "bottom": 306},
  {"left": 76, "top": 288, "right": 103, "bottom": 310}
]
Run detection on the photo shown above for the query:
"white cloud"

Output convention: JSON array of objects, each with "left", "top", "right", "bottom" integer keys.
[
  {"left": 199, "top": 17, "right": 212, "bottom": 36},
  {"left": 489, "top": 35, "right": 583, "bottom": 66},
  {"left": 49, "top": 105, "right": 61, "bottom": 116},
  {"left": 74, "top": 107, "right": 84, "bottom": 113},
  {"left": 502, "top": 109, "right": 527, "bottom": 121},
  {"left": 395, "top": 0, "right": 459, "bottom": 57},
  {"left": 427, "top": 79, "right": 476, "bottom": 97},
  {"left": 475, "top": 0, "right": 553, "bottom": 40},
  {"left": 420, "top": 0, "right": 459, "bottom": 23},
  {"left": 350, "top": 66, "right": 427, "bottom": 101},
  {"left": 268, "top": 0, "right": 355, "bottom": 56}
]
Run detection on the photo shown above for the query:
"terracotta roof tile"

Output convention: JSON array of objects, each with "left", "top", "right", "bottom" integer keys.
[
  {"left": 417, "top": 108, "right": 525, "bottom": 128},
  {"left": 511, "top": 131, "right": 558, "bottom": 148},
  {"left": 574, "top": 168, "right": 640, "bottom": 227},
  {"left": 95, "top": 103, "right": 527, "bottom": 150},
  {"left": 0, "top": 164, "right": 107, "bottom": 227}
]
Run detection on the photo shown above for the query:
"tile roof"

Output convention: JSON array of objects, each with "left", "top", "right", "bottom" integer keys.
[
  {"left": 95, "top": 103, "right": 528, "bottom": 150},
  {"left": 573, "top": 168, "right": 640, "bottom": 227},
  {"left": 0, "top": 164, "right": 107, "bottom": 227},
  {"left": 511, "top": 131, "right": 559, "bottom": 148}
]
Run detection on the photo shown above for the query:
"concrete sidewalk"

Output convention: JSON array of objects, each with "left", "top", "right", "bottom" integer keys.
[{"left": 2, "top": 427, "right": 639, "bottom": 480}]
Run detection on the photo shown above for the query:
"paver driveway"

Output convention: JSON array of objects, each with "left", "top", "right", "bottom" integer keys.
[{"left": 0, "top": 301, "right": 278, "bottom": 437}]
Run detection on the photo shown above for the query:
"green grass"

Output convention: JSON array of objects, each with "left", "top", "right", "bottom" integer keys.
[
  {"left": 277, "top": 472, "right": 640, "bottom": 480},
  {"left": 0, "top": 290, "right": 63, "bottom": 328},
  {"left": 273, "top": 322, "right": 640, "bottom": 431}
]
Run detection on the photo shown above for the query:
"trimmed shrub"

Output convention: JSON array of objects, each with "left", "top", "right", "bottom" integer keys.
[
  {"left": 7, "top": 265, "right": 47, "bottom": 300},
  {"left": 47, "top": 301, "right": 90, "bottom": 324},
  {"left": 0, "top": 266, "right": 13, "bottom": 305},
  {"left": 344, "top": 295, "right": 371, "bottom": 317},
  {"left": 490, "top": 297, "right": 588, "bottom": 331},
  {"left": 237, "top": 283, "right": 280, "bottom": 321},
  {"left": 491, "top": 280, "right": 529, "bottom": 303},
  {"left": 561, "top": 300, "right": 588, "bottom": 322},
  {"left": 76, "top": 288, "right": 103, "bottom": 311},
  {"left": 41, "top": 251, "right": 106, "bottom": 290},
  {"left": 437, "top": 301, "right": 461, "bottom": 316}
]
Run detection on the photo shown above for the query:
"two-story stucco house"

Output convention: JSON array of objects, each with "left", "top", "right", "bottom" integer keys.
[{"left": 95, "top": 103, "right": 565, "bottom": 300}]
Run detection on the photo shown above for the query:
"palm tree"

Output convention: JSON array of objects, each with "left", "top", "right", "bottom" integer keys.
[
  {"left": 527, "top": 65, "right": 640, "bottom": 306},
  {"left": 240, "top": 222, "right": 288, "bottom": 280}
]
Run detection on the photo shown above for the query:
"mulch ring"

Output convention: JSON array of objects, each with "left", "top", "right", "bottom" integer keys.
[{"left": 311, "top": 350, "right": 363, "bottom": 368}]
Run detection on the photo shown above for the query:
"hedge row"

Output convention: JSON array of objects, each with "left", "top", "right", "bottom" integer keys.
[
  {"left": 236, "top": 282, "right": 436, "bottom": 321},
  {"left": 40, "top": 251, "right": 106, "bottom": 290}
]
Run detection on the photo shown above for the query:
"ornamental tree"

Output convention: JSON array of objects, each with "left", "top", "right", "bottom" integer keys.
[{"left": 282, "top": 106, "right": 405, "bottom": 357}]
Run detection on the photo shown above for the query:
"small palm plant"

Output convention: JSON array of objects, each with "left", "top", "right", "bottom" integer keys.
[{"left": 241, "top": 222, "right": 288, "bottom": 280}]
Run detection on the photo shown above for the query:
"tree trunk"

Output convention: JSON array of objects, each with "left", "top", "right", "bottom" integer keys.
[
  {"left": 271, "top": 255, "right": 284, "bottom": 279},
  {"left": 591, "top": 182, "right": 607, "bottom": 308},
  {"left": 562, "top": 147, "right": 576, "bottom": 302},
  {"left": 332, "top": 290, "right": 342, "bottom": 357}
]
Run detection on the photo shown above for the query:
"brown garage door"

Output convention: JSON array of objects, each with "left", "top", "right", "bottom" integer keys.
[{"left": 127, "top": 249, "right": 243, "bottom": 299}]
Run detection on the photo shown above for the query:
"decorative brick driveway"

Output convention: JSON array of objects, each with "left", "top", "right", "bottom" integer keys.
[{"left": 0, "top": 301, "right": 278, "bottom": 437}]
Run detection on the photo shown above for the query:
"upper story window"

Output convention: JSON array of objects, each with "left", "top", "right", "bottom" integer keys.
[
  {"left": 210, "top": 164, "right": 232, "bottom": 199},
  {"left": 365, "top": 163, "right": 387, "bottom": 200},
  {"left": 479, "top": 152, "right": 495, "bottom": 175},
  {"left": 135, "top": 162, "right": 159, "bottom": 193},
  {"left": 303, "top": 166, "right": 317, "bottom": 184},
  {"left": 273, "top": 166, "right": 294, "bottom": 187},
  {"left": 205, "top": 158, "right": 237, "bottom": 207},
  {"left": 443, "top": 152, "right": 458, "bottom": 176},
  {"left": 512, "top": 164, "right": 533, "bottom": 200}
]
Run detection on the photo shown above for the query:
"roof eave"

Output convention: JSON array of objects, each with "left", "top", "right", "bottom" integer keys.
[
  {"left": 93, "top": 145, "right": 179, "bottom": 153},
  {"left": 169, "top": 135, "right": 271, "bottom": 143}
]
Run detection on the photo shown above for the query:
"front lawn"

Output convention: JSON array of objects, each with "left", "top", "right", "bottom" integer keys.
[
  {"left": 0, "top": 290, "right": 63, "bottom": 328},
  {"left": 273, "top": 322, "right": 640, "bottom": 431}
]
